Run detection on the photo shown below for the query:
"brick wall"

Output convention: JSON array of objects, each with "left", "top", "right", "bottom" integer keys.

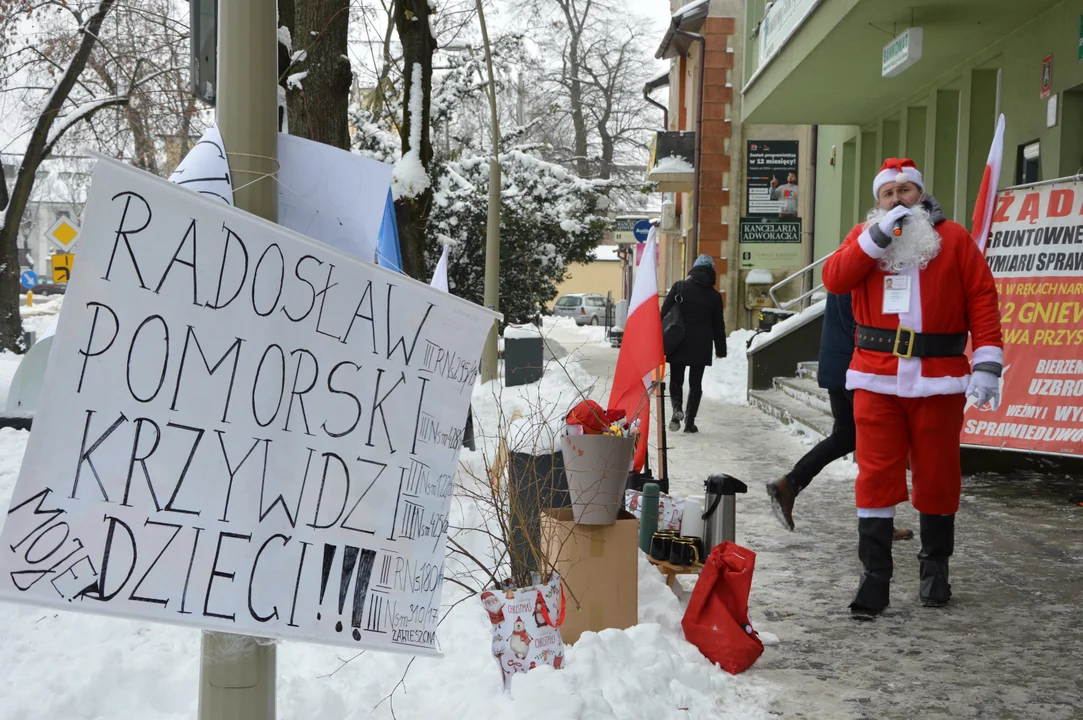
[{"left": 697, "top": 16, "right": 735, "bottom": 287}]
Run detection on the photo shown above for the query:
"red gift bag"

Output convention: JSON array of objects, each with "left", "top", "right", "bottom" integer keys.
[{"left": 681, "top": 541, "right": 764, "bottom": 674}]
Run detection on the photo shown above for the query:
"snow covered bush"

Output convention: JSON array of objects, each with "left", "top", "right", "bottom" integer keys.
[{"left": 427, "top": 149, "right": 612, "bottom": 324}]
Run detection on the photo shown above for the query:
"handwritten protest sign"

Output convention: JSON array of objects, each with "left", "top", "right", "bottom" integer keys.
[{"left": 0, "top": 157, "right": 498, "bottom": 655}]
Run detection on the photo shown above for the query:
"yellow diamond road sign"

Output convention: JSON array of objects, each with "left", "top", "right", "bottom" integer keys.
[{"left": 46, "top": 217, "right": 79, "bottom": 251}]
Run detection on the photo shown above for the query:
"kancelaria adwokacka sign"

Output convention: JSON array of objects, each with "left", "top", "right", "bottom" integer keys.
[
  {"left": 963, "top": 178, "right": 1083, "bottom": 455},
  {"left": 0, "top": 157, "right": 497, "bottom": 655}
]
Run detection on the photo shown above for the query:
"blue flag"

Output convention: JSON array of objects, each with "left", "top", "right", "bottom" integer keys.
[{"left": 376, "top": 188, "right": 403, "bottom": 273}]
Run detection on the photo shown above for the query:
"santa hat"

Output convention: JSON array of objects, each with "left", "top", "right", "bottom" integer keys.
[{"left": 873, "top": 158, "right": 924, "bottom": 199}]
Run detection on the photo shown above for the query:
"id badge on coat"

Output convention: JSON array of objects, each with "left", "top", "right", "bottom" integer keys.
[{"left": 882, "top": 275, "right": 911, "bottom": 314}]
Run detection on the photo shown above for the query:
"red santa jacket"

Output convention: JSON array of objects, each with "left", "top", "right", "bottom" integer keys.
[{"left": 822, "top": 211, "right": 1003, "bottom": 398}]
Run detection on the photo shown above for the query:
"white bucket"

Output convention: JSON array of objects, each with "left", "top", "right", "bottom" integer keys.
[{"left": 559, "top": 434, "right": 635, "bottom": 525}]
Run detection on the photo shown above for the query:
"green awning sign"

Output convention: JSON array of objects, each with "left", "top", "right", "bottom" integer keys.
[{"left": 882, "top": 27, "right": 924, "bottom": 78}]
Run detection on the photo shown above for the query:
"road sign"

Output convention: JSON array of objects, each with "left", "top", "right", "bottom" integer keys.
[
  {"left": 45, "top": 217, "right": 80, "bottom": 251},
  {"left": 51, "top": 253, "right": 74, "bottom": 283},
  {"left": 20, "top": 270, "right": 37, "bottom": 289},
  {"left": 633, "top": 219, "right": 652, "bottom": 243}
]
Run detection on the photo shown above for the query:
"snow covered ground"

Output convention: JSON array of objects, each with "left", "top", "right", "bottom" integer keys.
[{"left": 0, "top": 310, "right": 778, "bottom": 719}]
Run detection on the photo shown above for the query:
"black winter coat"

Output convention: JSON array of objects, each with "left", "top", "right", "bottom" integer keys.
[
  {"left": 817, "top": 292, "right": 855, "bottom": 391},
  {"left": 660, "top": 265, "right": 727, "bottom": 366}
]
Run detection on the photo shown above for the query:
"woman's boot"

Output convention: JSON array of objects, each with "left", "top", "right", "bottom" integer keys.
[
  {"left": 670, "top": 385, "right": 684, "bottom": 431},
  {"left": 683, "top": 391, "right": 702, "bottom": 433},
  {"left": 850, "top": 517, "right": 893, "bottom": 618},
  {"left": 918, "top": 513, "right": 954, "bottom": 607}
]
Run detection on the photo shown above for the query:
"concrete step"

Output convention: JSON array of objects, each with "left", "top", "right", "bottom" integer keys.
[
  {"left": 796, "top": 361, "right": 819, "bottom": 382},
  {"left": 772, "top": 376, "right": 832, "bottom": 415},
  {"left": 748, "top": 388, "right": 834, "bottom": 440}
]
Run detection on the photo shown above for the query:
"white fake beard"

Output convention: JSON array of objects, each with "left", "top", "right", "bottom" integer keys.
[{"left": 865, "top": 203, "right": 942, "bottom": 273}]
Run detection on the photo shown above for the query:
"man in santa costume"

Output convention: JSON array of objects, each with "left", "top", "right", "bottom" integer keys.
[{"left": 823, "top": 158, "right": 1003, "bottom": 618}]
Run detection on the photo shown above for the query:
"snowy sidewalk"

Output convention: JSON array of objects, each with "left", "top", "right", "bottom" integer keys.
[{"left": 565, "top": 324, "right": 1083, "bottom": 720}]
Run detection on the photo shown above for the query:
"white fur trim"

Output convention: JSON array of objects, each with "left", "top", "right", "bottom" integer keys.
[
  {"left": 858, "top": 506, "right": 897, "bottom": 518},
  {"left": 846, "top": 368, "right": 970, "bottom": 398},
  {"left": 873, "top": 166, "right": 924, "bottom": 199},
  {"left": 972, "top": 345, "right": 1004, "bottom": 367},
  {"left": 857, "top": 229, "right": 888, "bottom": 259}
]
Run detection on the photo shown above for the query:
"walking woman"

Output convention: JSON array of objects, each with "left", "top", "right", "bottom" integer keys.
[{"left": 660, "top": 254, "right": 727, "bottom": 433}]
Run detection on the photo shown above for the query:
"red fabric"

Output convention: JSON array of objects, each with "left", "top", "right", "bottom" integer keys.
[
  {"left": 853, "top": 390, "right": 966, "bottom": 514},
  {"left": 566, "top": 400, "right": 608, "bottom": 434},
  {"left": 822, "top": 218, "right": 1003, "bottom": 395},
  {"left": 681, "top": 542, "right": 764, "bottom": 675},
  {"left": 609, "top": 300, "right": 663, "bottom": 472}
]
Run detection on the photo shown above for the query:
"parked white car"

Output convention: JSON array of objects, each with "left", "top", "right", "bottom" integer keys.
[{"left": 553, "top": 293, "right": 609, "bottom": 326}]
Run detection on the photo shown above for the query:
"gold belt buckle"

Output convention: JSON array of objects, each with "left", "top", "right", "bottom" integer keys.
[{"left": 893, "top": 326, "right": 915, "bottom": 360}]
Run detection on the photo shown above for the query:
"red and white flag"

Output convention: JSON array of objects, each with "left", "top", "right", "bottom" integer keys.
[
  {"left": 970, "top": 113, "right": 1005, "bottom": 254},
  {"left": 608, "top": 227, "right": 664, "bottom": 471}
]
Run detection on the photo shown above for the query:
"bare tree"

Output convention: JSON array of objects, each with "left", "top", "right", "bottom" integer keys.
[{"left": 0, "top": 0, "right": 126, "bottom": 351}]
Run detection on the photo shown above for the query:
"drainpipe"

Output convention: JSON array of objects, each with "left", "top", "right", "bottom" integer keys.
[
  {"left": 643, "top": 83, "right": 669, "bottom": 130},
  {"left": 806, "top": 124, "right": 818, "bottom": 307},
  {"left": 674, "top": 23, "right": 705, "bottom": 258}
]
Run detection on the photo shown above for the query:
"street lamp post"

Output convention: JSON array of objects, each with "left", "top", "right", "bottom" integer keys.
[
  {"left": 198, "top": 0, "right": 278, "bottom": 717},
  {"left": 448, "top": 4, "right": 502, "bottom": 383}
]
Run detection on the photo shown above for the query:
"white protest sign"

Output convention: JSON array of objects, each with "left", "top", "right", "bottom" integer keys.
[
  {"left": 167, "top": 124, "right": 234, "bottom": 206},
  {"left": 277, "top": 133, "right": 393, "bottom": 263},
  {"left": 0, "top": 156, "right": 497, "bottom": 655}
]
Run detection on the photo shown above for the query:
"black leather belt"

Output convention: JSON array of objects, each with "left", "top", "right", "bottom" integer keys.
[{"left": 855, "top": 325, "right": 968, "bottom": 359}]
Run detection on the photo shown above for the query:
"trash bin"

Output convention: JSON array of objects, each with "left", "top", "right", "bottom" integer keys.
[{"left": 504, "top": 325, "right": 544, "bottom": 387}]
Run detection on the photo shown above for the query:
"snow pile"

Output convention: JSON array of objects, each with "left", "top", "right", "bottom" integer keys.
[
  {"left": 503, "top": 323, "right": 542, "bottom": 339},
  {"left": 652, "top": 155, "right": 694, "bottom": 175},
  {"left": 702, "top": 329, "right": 757, "bottom": 406},
  {"left": 0, "top": 422, "right": 776, "bottom": 719}
]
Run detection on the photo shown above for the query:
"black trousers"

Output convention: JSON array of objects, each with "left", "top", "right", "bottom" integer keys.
[
  {"left": 669, "top": 363, "right": 704, "bottom": 401},
  {"left": 787, "top": 389, "right": 855, "bottom": 491}
]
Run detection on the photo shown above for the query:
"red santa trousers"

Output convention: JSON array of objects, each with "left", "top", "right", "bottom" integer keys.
[{"left": 852, "top": 390, "right": 966, "bottom": 515}]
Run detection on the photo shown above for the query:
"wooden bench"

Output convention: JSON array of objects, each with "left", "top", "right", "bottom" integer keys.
[{"left": 648, "top": 556, "right": 704, "bottom": 588}]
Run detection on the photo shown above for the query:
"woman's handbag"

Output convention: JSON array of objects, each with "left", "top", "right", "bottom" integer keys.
[{"left": 662, "top": 282, "right": 685, "bottom": 356}]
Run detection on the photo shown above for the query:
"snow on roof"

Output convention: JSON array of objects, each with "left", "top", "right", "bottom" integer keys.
[
  {"left": 651, "top": 155, "right": 694, "bottom": 175},
  {"left": 590, "top": 245, "right": 621, "bottom": 262},
  {"left": 673, "top": 0, "right": 709, "bottom": 19}
]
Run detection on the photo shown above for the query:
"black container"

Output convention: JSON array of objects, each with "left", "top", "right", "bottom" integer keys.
[
  {"left": 505, "top": 334, "right": 545, "bottom": 387},
  {"left": 681, "top": 535, "right": 705, "bottom": 565},
  {"left": 508, "top": 450, "right": 569, "bottom": 579}
]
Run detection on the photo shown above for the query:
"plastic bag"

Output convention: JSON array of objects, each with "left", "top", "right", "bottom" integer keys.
[
  {"left": 483, "top": 572, "right": 566, "bottom": 689},
  {"left": 681, "top": 541, "right": 763, "bottom": 674}
]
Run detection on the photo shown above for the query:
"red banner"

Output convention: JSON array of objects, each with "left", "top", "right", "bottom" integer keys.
[{"left": 961, "top": 179, "right": 1083, "bottom": 455}]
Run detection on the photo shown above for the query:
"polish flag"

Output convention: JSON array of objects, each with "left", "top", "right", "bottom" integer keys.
[
  {"left": 608, "top": 226, "right": 664, "bottom": 471},
  {"left": 430, "top": 243, "right": 450, "bottom": 292},
  {"left": 970, "top": 113, "right": 1005, "bottom": 255}
]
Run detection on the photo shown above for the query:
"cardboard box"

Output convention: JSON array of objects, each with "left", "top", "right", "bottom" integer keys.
[{"left": 540, "top": 507, "right": 639, "bottom": 644}]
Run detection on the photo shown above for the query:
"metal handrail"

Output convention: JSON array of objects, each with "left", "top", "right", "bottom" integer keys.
[{"left": 768, "top": 250, "right": 836, "bottom": 311}]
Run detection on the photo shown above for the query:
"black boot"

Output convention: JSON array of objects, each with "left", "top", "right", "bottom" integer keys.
[
  {"left": 670, "top": 385, "right": 684, "bottom": 431},
  {"left": 683, "top": 390, "right": 702, "bottom": 433},
  {"left": 918, "top": 513, "right": 955, "bottom": 607},
  {"left": 850, "top": 517, "right": 893, "bottom": 619}
]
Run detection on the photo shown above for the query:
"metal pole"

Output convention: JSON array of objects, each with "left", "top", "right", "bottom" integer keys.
[
  {"left": 477, "top": 0, "right": 501, "bottom": 383},
  {"left": 199, "top": 0, "right": 278, "bottom": 717}
]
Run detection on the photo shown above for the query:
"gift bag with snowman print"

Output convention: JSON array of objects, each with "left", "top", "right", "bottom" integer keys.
[{"left": 480, "top": 572, "right": 565, "bottom": 689}]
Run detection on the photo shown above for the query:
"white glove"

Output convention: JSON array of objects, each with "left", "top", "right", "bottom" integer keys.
[
  {"left": 966, "top": 369, "right": 1000, "bottom": 410},
  {"left": 877, "top": 205, "right": 913, "bottom": 236}
]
